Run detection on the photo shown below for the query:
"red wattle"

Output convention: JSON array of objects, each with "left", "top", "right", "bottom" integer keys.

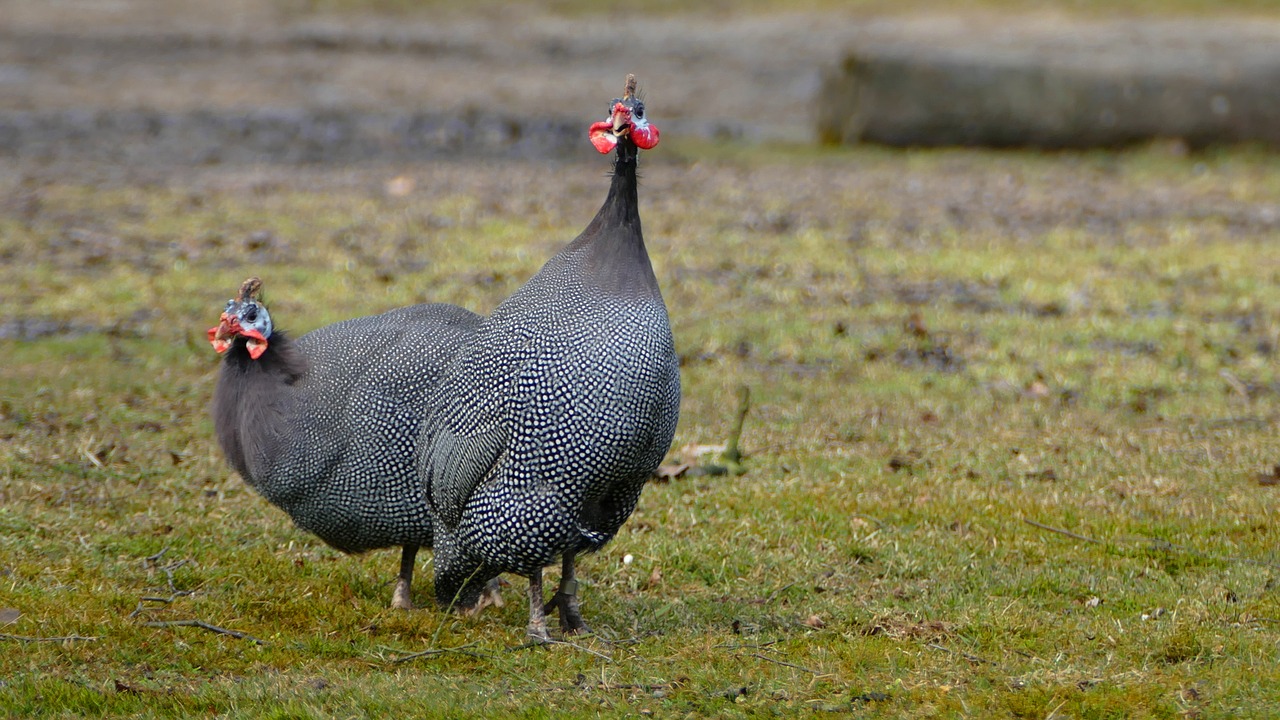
[
  {"left": 241, "top": 329, "right": 269, "bottom": 360},
  {"left": 589, "top": 121, "right": 617, "bottom": 153},
  {"left": 632, "top": 123, "right": 660, "bottom": 150}
]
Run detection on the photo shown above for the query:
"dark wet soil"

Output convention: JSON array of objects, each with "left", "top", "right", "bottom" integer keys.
[{"left": 1, "top": 2, "right": 856, "bottom": 167}]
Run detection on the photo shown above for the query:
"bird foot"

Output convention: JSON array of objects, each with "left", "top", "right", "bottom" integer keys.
[
  {"left": 543, "top": 578, "right": 590, "bottom": 635},
  {"left": 390, "top": 578, "right": 414, "bottom": 610},
  {"left": 483, "top": 577, "right": 507, "bottom": 609},
  {"left": 526, "top": 621, "right": 553, "bottom": 644},
  {"left": 461, "top": 578, "right": 507, "bottom": 616}
]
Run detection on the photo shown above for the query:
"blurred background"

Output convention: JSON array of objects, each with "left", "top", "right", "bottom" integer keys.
[{"left": 7, "top": 0, "right": 1280, "bottom": 171}]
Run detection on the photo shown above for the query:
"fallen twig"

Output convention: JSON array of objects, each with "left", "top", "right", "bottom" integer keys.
[
  {"left": 0, "top": 633, "right": 99, "bottom": 643},
  {"left": 594, "top": 681, "right": 673, "bottom": 692},
  {"left": 508, "top": 637, "right": 613, "bottom": 661},
  {"left": 926, "top": 642, "right": 992, "bottom": 665},
  {"left": 143, "top": 547, "right": 169, "bottom": 565},
  {"left": 550, "top": 638, "right": 612, "bottom": 661},
  {"left": 852, "top": 513, "right": 888, "bottom": 529},
  {"left": 386, "top": 641, "right": 488, "bottom": 664},
  {"left": 130, "top": 558, "right": 195, "bottom": 618},
  {"left": 715, "top": 640, "right": 781, "bottom": 650},
  {"left": 155, "top": 560, "right": 192, "bottom": 597},
  {"left": 761, "top": 582, "right": 796, "bottom": 605},
  {"left": 1023, "top": 519, "right": 1104, "bottom": 545},
  {"left": 143, "top": 619, "right": 266, "bottom": 645},
  {"left": 748, "top": 652, "right": 820, "bottom": 674}
]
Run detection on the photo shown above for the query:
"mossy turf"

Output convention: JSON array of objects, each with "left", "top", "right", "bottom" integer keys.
[{"left": 2, "top": 142, "right": 1278, "bottom": 717}]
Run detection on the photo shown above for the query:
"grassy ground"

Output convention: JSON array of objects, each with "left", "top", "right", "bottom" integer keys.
[{"left": 2, "top": 141, "right": 1279, "bottom": 717}]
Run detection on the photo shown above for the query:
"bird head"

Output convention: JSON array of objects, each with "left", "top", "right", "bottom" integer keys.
[
  {"left": 589, "top": 73, "right": 659, "bottom": 154},
  {"left": 208, "top": 277, "right": 273, "bottom": 360}
]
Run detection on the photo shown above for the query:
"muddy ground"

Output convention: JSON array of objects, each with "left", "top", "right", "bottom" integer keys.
[
  {"left": 5, "top": 2, "right": 1280, "bottom": 260},
  {"left": 2, "top": 0, "right": 858, "bottom": 170},
  {"left": 7, "top": 2, "right": 1280, "bottom": 171}
]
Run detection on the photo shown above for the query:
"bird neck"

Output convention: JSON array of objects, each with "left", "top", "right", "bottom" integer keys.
[
  {"left": 220, "top": 331, "right": 304, "bottom": 381},
  {"left": 212, "top": 330, "right": 305, "bottom": 483},
  {"left": 566, "top": 139, "right": 657, "bottom": 298}
]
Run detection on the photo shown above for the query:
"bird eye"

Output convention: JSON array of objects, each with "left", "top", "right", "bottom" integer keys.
[
  {"left": 634, "top": 103, "right": 644, "bottom": 119},
  {"left": 243, "top": 305, "right": 258, "bottom": 322}
]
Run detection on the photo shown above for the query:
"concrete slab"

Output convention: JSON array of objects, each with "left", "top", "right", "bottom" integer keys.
[{"left": 817, "top": 17, "right": 1280, "bottom": 148}]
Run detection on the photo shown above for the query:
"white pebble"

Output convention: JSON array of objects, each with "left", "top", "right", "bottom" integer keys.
[{"left": 623, "top": 554, "right": 634, "bottom": 565}]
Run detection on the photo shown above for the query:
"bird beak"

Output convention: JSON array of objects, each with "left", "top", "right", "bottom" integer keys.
[
  {"left": 588, "top": 93, "right": 658, "bottom": 152},
  {"left": 611, "top": 104, "right": 630, "bottom": 138},
  {"left": 208, "top": 313, "right": 238, "bottom": 354},
  {"left": 207, "top": 313, "right": 269, "bottom": 359},
  {"left": 588, "top": 103, "right": 637, "bottom": 153}
]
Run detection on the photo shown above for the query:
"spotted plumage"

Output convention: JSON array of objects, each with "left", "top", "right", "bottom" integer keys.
[
  {"left": 210, "top": 279, "right": 483, "bottom": 609},
  {"left": 418, "top": 75, "right": 680, "bottom": 639}
]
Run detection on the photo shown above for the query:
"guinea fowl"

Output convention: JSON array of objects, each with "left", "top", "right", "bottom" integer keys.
[
  {"left": 418, "top": 74, "right": 680, "bottom": 640},
  {"left": 208, "top": 277, "right": 487, "bottom": 610}
]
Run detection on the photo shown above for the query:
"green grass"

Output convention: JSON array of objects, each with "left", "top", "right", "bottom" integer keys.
[{"left": 2, "top": 142, "right": 1279, "bottom": 717}]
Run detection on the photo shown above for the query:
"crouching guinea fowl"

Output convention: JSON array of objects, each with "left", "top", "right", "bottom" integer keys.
[
  {"left": 417, "top": 74, "right": 680, "bottom": 640},
  {"left": 209, "top": 277, "right": 488, "bottom": 610}
]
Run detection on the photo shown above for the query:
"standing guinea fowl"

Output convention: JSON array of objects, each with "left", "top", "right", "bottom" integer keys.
[
  {"left": 208, "top": 277, "right": 490, "bottom": 610},
  {"left": 417, "top": 74, "right": 680, "bottom": 640}
]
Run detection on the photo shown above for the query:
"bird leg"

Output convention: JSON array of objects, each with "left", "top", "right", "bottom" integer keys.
[
  {"left": 544, "top": 552, "right": 590, "bottom": 635},
  {"left": 527, "top": 569, "right": 552, "bottom": 642},
  {"left": 390, "top": 545, "right": 418, "bottom": 610}
]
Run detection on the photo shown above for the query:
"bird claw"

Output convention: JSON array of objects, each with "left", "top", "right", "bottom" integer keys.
[
  {"left": 462, "top": 578, "right": 506, "bottom": 616},
  {"left": 483, "top": 577, "right": 507, "bottom": 608},
  {"left": 544, "top": 580, "right": 591, "bottom": 636},
  {"left": 526, "top": 622, "right": 553, "bottom": 644},
  {"left": 390, "top": 578, "right": 414, "bottom": 610}
]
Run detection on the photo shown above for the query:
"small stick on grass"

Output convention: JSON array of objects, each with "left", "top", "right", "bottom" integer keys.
[
  {"left": 550, "top": 638, "right": 612, "bottom": 661},
  {"left": 595, "top": 682, "right": 673, "bottom": 692},
  {"left": 508, "top": 637, "right": 612, "bottom": 661},
  {"left": 143, "top": 619, "right": 266, "bottom": 645},
  {"left": 715, "top": 640, "right": 782, "bottom": 650},
  {"left": 387, "top": 641, "right": 489, "bottom": 663},
  {"left": 927, "top": 642, "right": 992, "bottom": 665},
  {"left": 0, "top": 633, "right": 99, "bottom": 643},
  {"left": 762, "top": 581, "right": 796, "bottom": 605},
  {"left": 1023, "top": 519, "right": 1104, "bottom": 545},
  {"left": 129, "top": 560, "right": 195, "bottom": 618}
]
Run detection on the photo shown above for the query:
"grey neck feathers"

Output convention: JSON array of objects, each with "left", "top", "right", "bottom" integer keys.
[
  {"left": 567, "top": 138, "right": 659, "bottom": 299},
  {"left": 211, "top": 331, "right": 306, "bottom": 484}
]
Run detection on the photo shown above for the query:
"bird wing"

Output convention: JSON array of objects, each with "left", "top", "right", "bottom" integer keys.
[{"left": 421, "top": 419, "right": 507, "bottom": 529}]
